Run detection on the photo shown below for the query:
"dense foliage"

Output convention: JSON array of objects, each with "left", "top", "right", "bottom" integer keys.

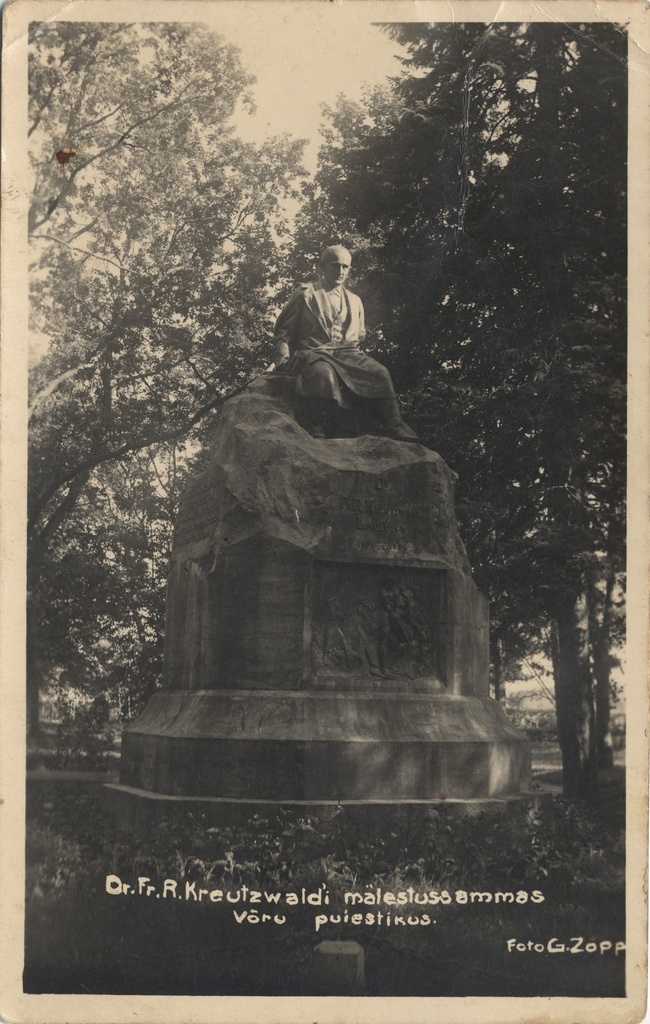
[
  {"left": 294, "top": 21, "right": 627, "bottom": 798},
  {"left": 28, "top": 22, "right": 306, "bottom": 733}
]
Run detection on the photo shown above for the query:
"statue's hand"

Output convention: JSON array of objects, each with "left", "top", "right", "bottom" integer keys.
[
  {"left": 362, "top": 328, "right": 382, "bottom": 353},
  {"left": 274, "top": 341, "right": 290, "bottom": 369}
]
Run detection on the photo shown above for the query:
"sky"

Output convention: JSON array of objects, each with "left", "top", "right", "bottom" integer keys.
[{"left": 202, "top": 3, "right": 406, "bottom": 172}]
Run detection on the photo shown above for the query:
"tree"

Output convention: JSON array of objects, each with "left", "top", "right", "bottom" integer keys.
[
  {"left": 31, "top": 446, "right": 183, "bottom": 755},
  {"left": 297, "top": 21, "right": 627, "bottom": 801},
  {"left": 28, "top": 22, "right": 306, "bottom": 733}
]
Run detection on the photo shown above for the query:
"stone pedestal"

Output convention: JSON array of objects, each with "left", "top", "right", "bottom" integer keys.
[{"left": 116, "top": 376, "right": 530, "bottom": 805}]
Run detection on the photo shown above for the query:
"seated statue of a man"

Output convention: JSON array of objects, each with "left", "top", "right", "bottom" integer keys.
[{"left": 274, "top": 245, "right": 419, "bottom": 442}]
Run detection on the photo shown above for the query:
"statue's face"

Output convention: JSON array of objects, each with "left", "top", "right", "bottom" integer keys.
[{"left": 321, "top": 251, "right": 351, "bottom": 289}]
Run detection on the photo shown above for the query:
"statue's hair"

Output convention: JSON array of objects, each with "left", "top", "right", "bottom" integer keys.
[{"left": 320, "top": 244, "right": 352, "bottom": 265}]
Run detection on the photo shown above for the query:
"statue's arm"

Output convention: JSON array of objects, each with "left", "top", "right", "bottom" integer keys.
[
  {"left": 274, "top": 287, "right": 306, "bottom": 366},
  {"left": 358, "top": 298, "right": 367, "bottom": 346}
]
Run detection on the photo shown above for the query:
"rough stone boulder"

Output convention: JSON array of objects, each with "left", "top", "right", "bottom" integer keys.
[
  {"left": 170, "top": 374, "right": 470, "bottom": 573},
  {"left": 114, "top": 376, "right": 531, "bottom": 804}
]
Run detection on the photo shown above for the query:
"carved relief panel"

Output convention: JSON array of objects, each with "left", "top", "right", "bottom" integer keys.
[{"left": 310, "top": 561, "right": 446, "bottom": 690}]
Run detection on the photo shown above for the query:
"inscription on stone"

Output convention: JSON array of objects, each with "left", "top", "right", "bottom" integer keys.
[
  {"left": 337, "top": 495, "right": 429, "bottom": 552},
  {"left": 174, "top": 484, "right": 221, "bottom": 548},
  {"left": 339, "top": 496, "right": 427, "bottom": 519}
]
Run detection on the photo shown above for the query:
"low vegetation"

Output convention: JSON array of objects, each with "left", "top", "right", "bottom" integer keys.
[{"left": 25, "top": 778, "right": 625, "bottom": 996}]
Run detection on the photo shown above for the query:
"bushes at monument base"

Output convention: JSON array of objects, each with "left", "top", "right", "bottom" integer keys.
[
  {"left": 24, "top": 785, "right": 624, "bottom": 995},
  {"left": 28, "top": 785, "right": 621, "bottom": 907},
  {"left": 28, "top": 694, "right": 115, "bottom": 771}
]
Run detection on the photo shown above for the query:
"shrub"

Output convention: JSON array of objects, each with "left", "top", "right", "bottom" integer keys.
[{"left": 50, "top": 694, "right": 115, "bottom": 770}]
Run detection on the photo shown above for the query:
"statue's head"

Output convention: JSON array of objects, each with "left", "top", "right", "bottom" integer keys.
[{"left": 320, "top": 244, "right": 352, "bottom": 289}]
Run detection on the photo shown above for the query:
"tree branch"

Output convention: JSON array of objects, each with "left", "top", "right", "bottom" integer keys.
[
  {"left": 150, "top": 449, "right": 171, "bottom": 499},
  {"left": 68, "top": 216, "right": 101, "bottom": 242},
  {"left": 28, "top": 378, "right": 257, "bottom": 537},
  {"left": 30, "top": 79, "right": 204, "bottom": 233},
  {"left": 28, "top": 85, "right": 56, "bottom": 139},
  {"left": 76, "top": 102, "right": 125, "bottom": 134},
  {"left": 184, "top": 357, "right": 216, "bottom": 390},
  {"left": 29, "top": 355, "right": 100, "bottom": 419},
  {"left": 30, "top": 233, "right": 127, "bottom": 273},
  {"left": 29, "top": 470, "right": 92, "bottom": 567}
]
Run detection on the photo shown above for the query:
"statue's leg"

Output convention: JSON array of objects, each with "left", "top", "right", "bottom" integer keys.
[
  {"left": 306, "top": 398, "right": 332, "bottom": 438},
  {"left": 303, "top": 362, "right": 340, "bottom": 437},
  {"left": 375, "top": 398, "right": 420, "bottom": 442}
]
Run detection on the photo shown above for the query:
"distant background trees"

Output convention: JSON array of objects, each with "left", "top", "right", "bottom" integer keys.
[{"left": 29, "top": 20, "right": 626, "bottom": 802}]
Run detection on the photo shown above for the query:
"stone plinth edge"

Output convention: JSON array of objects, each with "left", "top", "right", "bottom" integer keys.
[
  {"left": 119, "top": 689, "right": 531, "bottom": 801},
  {"left": 103, "top": 783, "right": 551, "bottom": 834}
]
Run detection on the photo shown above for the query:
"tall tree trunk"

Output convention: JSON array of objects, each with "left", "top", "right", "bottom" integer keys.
[
  {"left": 588, "top": 567, "right": 616, "bottom": 769},
  {"left": 100, "top": 345, "right": 113, "bottom": 426},
  {"left": 26, "top": 594, "right": 41, "bottom": 739},
  {"left": 492, "top": 638, "right": 506, "bottom": 705},
  {"left": 551, "top": 588, "right": 599, "bottom": 803},
  {"left": 27, "top": 471, "right": 92, "bottom": 740}
]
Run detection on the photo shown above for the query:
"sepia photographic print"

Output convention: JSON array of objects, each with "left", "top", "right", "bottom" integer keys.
[{"left": 1, "top": 1, "right": 648, "bottom": 1022}]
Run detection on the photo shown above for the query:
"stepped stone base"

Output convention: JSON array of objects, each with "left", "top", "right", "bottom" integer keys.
[
  {"left": 118, "top": 689, "right": 531, "bottom": 802},
  {"left": 104, "top": 783, "right": 547, "bottom": 835}
]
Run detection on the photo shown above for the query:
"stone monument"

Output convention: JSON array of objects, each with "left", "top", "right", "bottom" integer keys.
[{"left": 113, "top": 374, "right": 530, "bottom": 808}]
